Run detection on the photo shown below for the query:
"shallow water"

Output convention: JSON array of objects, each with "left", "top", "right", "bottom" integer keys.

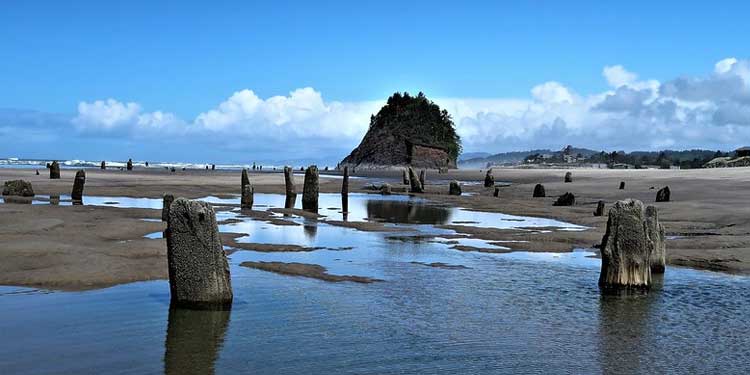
[{"left": 1, "top": 193, "right": 749, "bottom": 374}]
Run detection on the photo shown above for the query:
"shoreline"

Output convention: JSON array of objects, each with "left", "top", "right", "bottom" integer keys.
[{"left": 2, "top": 166, "right": 750, "bottom": 290}]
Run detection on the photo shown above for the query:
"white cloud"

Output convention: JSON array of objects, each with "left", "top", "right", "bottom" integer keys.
[
  {"left": 531, "top": 81, "right": 574, "bottom": 103},
  {"left": 603, "top": 65, "right": 638, "bottom": 88},
  {"left": 68, "top": 57, "right": 750, "bottom": 159}
]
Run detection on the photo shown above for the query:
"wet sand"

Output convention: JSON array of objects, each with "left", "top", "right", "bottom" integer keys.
[
  {"left": 240, "top": 261, "right": 383, "bottom": 283},
  {"left": 1, "top": 165, "right": 749, "bottom": 290}
]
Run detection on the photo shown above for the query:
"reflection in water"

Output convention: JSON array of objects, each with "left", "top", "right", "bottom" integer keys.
[
  {"left": 365, "top": 200, "right": 452, "bottom": 224},
  {"left": 598, "top": 293, "right": 657, "bottom": 374},
  {"left": 303, "top": 219, "right": 318, "bottom": 241},
  {"left": 164, "top": 305, "right": 231, "bottom": 375}
]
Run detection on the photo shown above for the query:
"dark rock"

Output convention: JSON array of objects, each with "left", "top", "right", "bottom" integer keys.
[
  {"left": 449, "top": 181, "right": 462, "bottom": 195},
  {"left": 619, "top": 181, "right": 625, "bottom": 190},
  {"left": 593, "top": 200, "right": 605, "bottom": 216},
  {"left": 283, "top": 166, "right": 296, "bottom": 196},
  {"left": 564, "top": 171, "right": 572, "bottom": 183},
  {"left": 656, "top": 186, "right": 670, "bottom": 202},
  {"left": 645, "top": 205, "right": 666, "bottom": 273},
  {"left": 71, "top": 170, "right": 86, "bottom": 201},
  {"left": 2, "top": 180, "right": 34, "bottom": 197},
  {"left": 533, "top": 184, "right": 546, "bottom": 198},
  {"left": 380, "top": 183, "right": 392, "bottom": 195},
  {"left": 419, "top": 170, "right": 426, "bottom": 187},
  {"left": 241, "top": 185, "right": 253, "bottom": 210},
  {"left": 408, "top": 167, "right": 423, "bottom": 193},
  {"left": 484, "top": 169, "right": 494, "bottom": 187},
  {"left": 35, "top": 170, "right": 39, "bottom": 175},
  {"left": 339, "top": 92, "right": 461, "bottom": 170},
  {"left": 493, "top": 187, "right": 500, "bottom": 197},
  {"left": 302, "top": 165, "right": 319, "bottom": 211},
  {"left": 49, "top": 161, "right": 60, "bottom": 179},
  {"left": 212, "top": 164, "right": 215, "bottom": 170},
  {"left": 341, "top": 166, "right": 349, "bottom": 213},
  {"left": 402, "top": 169, "right": 409, "bottom": 185},
  {"left": 127, "top": 158, "right": 133, "bottom": 171},
  {"left": 170, "top": 167, "right": 176, "bottom": 173},
  {"left": 101, "top": 160, "right": 106, "bottom": 170},
  {"left": 166, "top": 198, "right": 233, "bottom": 307},
  {"left": 162, "top": 194, "right": 175, "bottom": 222},
  {"left": 598, "top": 199, "right": 652, "bottom": 291},
  {"left": 553, "top": 192, "right": 575, "bottom": 206}
]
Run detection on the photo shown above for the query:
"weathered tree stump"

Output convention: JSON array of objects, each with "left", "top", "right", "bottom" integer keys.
[
  {"left": 49, "top": 161, "right": 60, "bottom": 179},
  {"left": 166, "top": 198, "right": 233, "bottom": 308},
  {"left": 2, "top": 180, "right": 34, "bottom": 197},
  {"left": 283, "top": 166, "right": 296, "bottom": 197},
  {"left": 402, "top": 169, "right": 410, "bottom": 185},
  {"left": 71, "top": 170, "right": 86, "bottom": 202},
  {"left": 380, "top": 183, "right": 392, "bottom": 195},
  {"left": 408, "top": 167, "right": 423, "bottom": 193},
  {"left": 564, "top": 171, "right": 573, "bottom": 183},
  {"left": 484, "top": 169, "right": 495, "bottom": 187},
  {"left": 494, "top": 187, "right": 500, "bottom": 197},
  {"left": 241, "top": 169, "right": 250, "bottom": 192},
  {"left": 162, "top": 194, "right": 175, "bottom": 222},
  {"left": 449, "top": 181, "right": 462, "bottom": 195},
  {"left": 594, "top": 200, "right": 605, "bottom": 216},
  {"left": 341, "top": 166, "right": 349, "bottom": 213},
  {"left": 553, "top": 192, "right": 575, "bottom": 206},
  {"left": 645, "top": 205, "right": 666, "bottom": 273},
  {"left": 127, "top": 158, "right": 133, "bottom": 171},
  {"left": 656, "top": 186, "right": 670, "bottom": 202},
  {"left": 599, "top": 199, "right": 653, "bottom": 291},
  {"left": 419, "top": 170, "right": 426, "bottom": 188},
  {"left": 302, "top": 165, "right": 319, "bottom": 211},
  {"left": 619, "top": 181, "right": 625, "bottom": 190},
  {"left": 241, "top": 185, "right": 253, "bottom": 210},
  {"left": 101, "top": 161, "right": 106, "bottom": 170},
  {"left": 533, "top": 184, "right": 546, "bottom": 198}
]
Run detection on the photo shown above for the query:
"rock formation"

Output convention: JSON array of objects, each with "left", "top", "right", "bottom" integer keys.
[
  {"left": 449, "top": 181, "right": 462, "bottom": 196},
  {"left": 645, "top": 205, "right": 666, "bottom": 273},
  {"left": 598, "top": 199, "right": 654, "bottom": 291},
  {"left": 302, "top": 165, "right": 319, "bottom": 211},
  {"left": 553, "top": 192, "right": 575, "bottom": 206},
  {"left": 241, "top": 185, "right": 253, "bottom": 210},
  {"left": 127, "top": 159, "right": 133, "bottom": 171},
  {"left": 162, "top": 194, "right": 174, "bottom": 222},
  {"left": 71, "top": 170, "right": 86, "bottom": 202},
  {"left": 341, "top": 166, "right": 349, "bottom": 214},
  {"left": 656, "top": 186, "right": 670, "bottom": 202},
  {"left": 564, "top": 171, "right": 573, "bottom": 183},
  {"left": 2, "top": 180, "right": 34, "bottom": 197},
  {"left": 49, "top": 161, "right": 60, "bottom": 179},
  {"left": 594, "top": 200, "right": 605, "bottom": 217},
  {"left": 339, "top": 92, "right": 461, "bottom": 169},
  {"left": 166, "top": 198, "right": 233, "bottom": 307},
  {"left": 101, "top": 161, "right": 106, "bottom": 170},
  {"left": 484, "top": 169, "right": 495, "bottom": 187},
  {"left": 402, "top": 169, "right": 409, "bottom": 185},
  {"left": 619, "top": 181, "right": 625, "bottom": 190},
  {"left": 533, "top": 184, "right": 546, "bottom": 198},
  {"left": 408, "top": 167, "right": 423, "bottom": 193}
]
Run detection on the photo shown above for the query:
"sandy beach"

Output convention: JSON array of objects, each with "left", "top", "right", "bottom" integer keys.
[{"left": 2, "top": 166, "right": 749, "bottom": 290}]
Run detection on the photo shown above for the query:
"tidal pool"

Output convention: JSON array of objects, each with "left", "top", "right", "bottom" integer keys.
[{"left": 0, "top": 193, "right": 748, "bottom": 374}]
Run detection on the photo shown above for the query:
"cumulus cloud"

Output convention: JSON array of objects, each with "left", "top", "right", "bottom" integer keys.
[{"left": 64, "top": 57, "right": 750, "bottom": 160}]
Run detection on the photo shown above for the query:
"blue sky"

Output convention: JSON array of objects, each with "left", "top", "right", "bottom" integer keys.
[{"left": 2, "top": 1, "right": 750, "bottom": 164}]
